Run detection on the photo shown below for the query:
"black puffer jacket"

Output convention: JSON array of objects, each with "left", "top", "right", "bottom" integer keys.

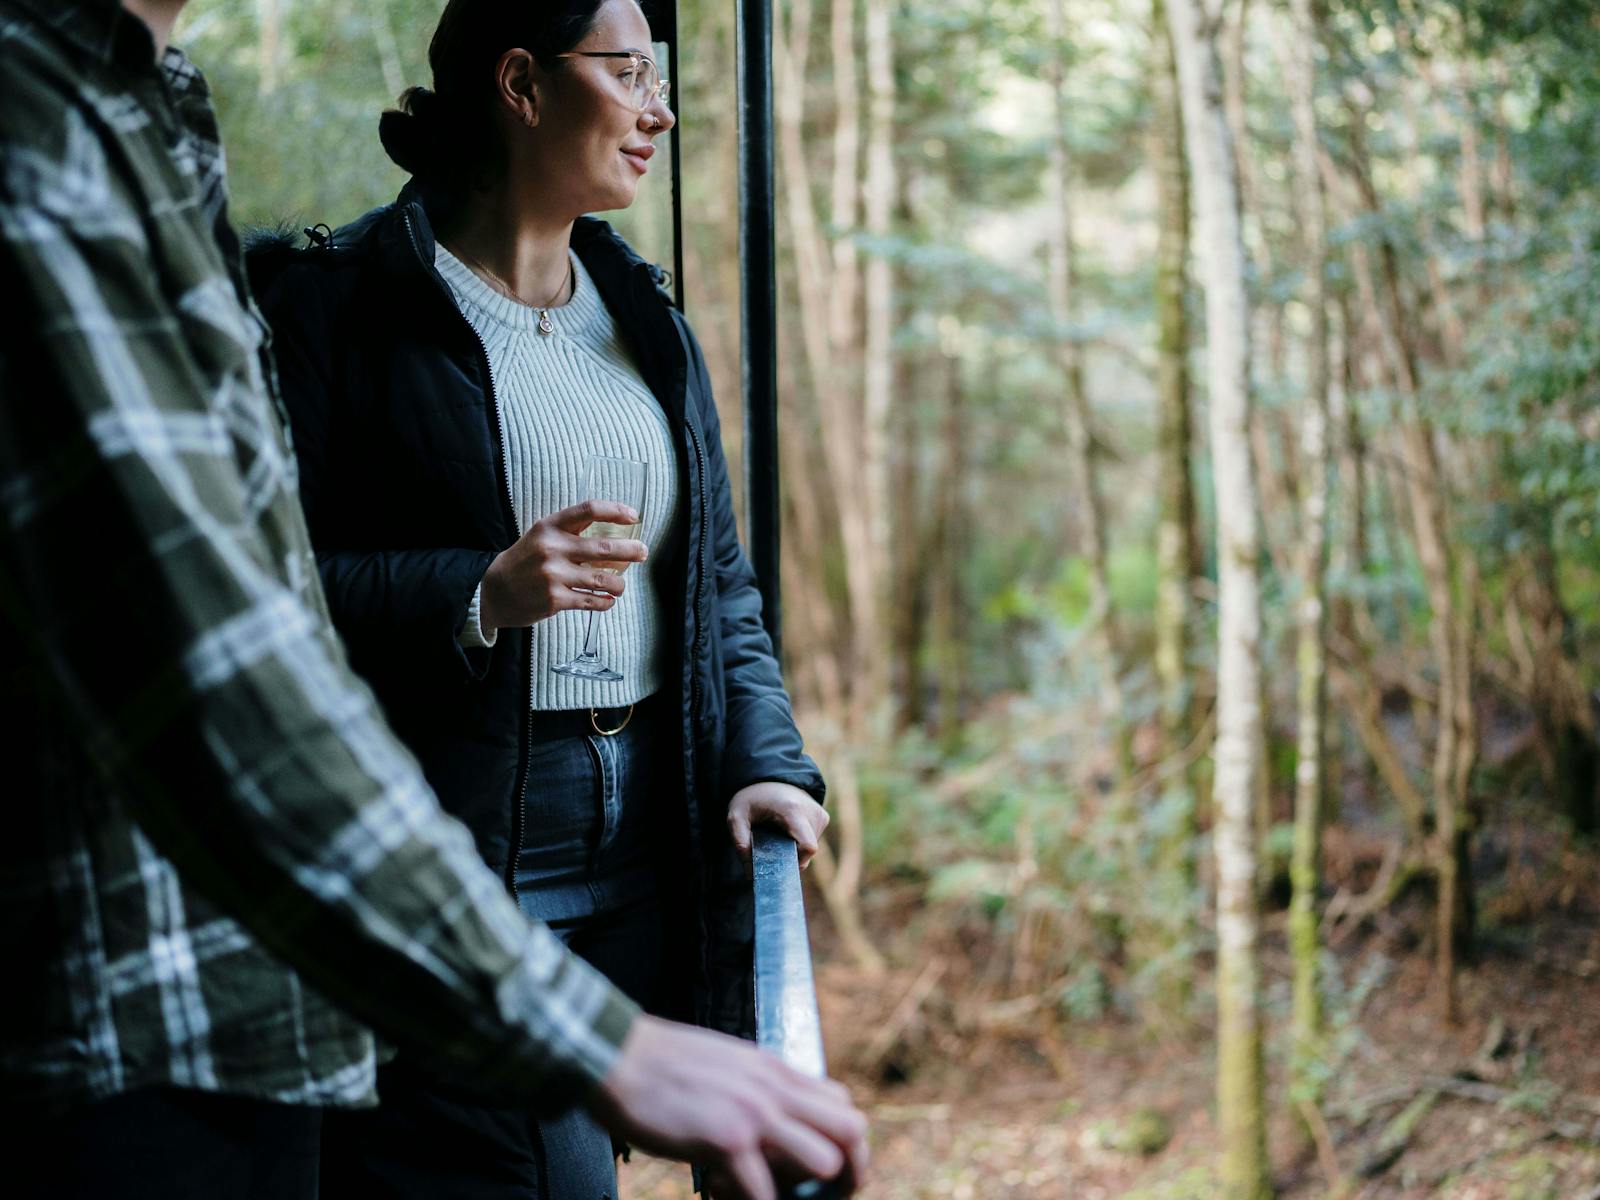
[{"left": 248, "top": 188, "right": 824, "bottom": 1035}]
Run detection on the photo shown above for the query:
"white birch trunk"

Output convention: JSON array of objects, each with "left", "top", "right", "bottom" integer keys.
[
  {"left": 1164, "top": 0, "right": 1273, "bottom": 1193},
  {"left": 1284, "top": 0, "right": 1331, "bottom": 1115}
]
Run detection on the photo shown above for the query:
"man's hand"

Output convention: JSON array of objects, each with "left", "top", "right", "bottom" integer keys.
[
  {"left": 588, "top": 1015, "right": 869, "bottom": 1200},
  {"left": 728, "top": 782, "right": 829, "bottom": 870}
]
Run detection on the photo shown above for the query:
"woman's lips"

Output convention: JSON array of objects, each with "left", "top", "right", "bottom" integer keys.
[{"left": 620, "top": 145, "right": 654, "bottom": 174}]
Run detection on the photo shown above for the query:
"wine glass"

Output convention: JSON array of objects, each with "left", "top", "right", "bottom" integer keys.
[{"left": 552, "top": 455, "right": 648, "bottom": 683}]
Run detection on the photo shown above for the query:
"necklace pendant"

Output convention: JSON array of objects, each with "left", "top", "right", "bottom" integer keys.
[{"left": 537, "top": 310, "right": 554, "bottom": 335}]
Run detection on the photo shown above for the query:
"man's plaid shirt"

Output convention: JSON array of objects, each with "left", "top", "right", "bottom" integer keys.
[{"left": 0, "top": 0, "right": 635, "bottom": 1113}]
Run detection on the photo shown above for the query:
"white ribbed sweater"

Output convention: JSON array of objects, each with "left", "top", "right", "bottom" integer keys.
[{"left": 439, "top": 245, "right": 681, "bottom": 711}]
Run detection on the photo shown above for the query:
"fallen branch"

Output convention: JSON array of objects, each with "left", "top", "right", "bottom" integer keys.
[
  {"left": 1323, "top": 838, "right": 1429, "bottom": 946},
  {"left": 1338, "top": 1074, "right": 1600, "bottom": 1133},
  {"left": 927, "top": 711, "right": 1081, "bottom": 806},
  {"left": 1103, "top": 704, "right": 1218, "bottom": 808},
  {"left": 859, "top": 956, "right": 947, "bottom": 1071},
  {"left": 1358, "top": 1087, "right": 1440, "bottom": 1178},
  {"left": 1418, "top": 1074, "right": 1600, "bottom": 1120}
]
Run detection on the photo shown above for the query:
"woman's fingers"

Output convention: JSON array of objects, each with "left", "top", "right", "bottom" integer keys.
[
  {"left": 728, "top": 806, "right": 754, "bottom": 859},
  {"left": 779, "top": 799, "right": 827, "bottom": 869},
  {"left": 558, "top": 530, "right": 648, "bottom": 575},
  {"left": 556, "top": 585, "right": 619, "bottom": 611},
  {"left": 728, "top": 785, "right": 831, "bottom": 869},
  {"left": 547, "top": 498, "right": 640, "bottom": 533},
  {"left": 569, "top": 567, "right": 626, "bottom": 597}
]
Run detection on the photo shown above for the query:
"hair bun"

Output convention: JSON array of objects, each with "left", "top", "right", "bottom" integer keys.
[{"left": 379, "top": 86, "right": 445, "bottom": 178}]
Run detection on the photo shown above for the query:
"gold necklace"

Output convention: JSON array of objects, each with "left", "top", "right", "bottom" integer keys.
[{"left": 448, "top": 243, "right": 572, "bottom": 336}]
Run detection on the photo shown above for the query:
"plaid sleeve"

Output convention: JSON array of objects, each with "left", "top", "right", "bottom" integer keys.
[{"left": 0, "top": 59, "right": 634, "bottom": 1109}]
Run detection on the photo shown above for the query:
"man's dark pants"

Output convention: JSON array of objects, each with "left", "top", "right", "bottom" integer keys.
[{"left": 7, "top": 1088, "right": 322, "bottom": 1199}]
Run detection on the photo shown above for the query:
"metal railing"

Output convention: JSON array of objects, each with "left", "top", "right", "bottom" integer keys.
[
  {"left": 753, "top": 828, "right": 843, "bottom": 1199},
  {"left": 734, "top": 0, "right": 841, "bottom": 1192}
]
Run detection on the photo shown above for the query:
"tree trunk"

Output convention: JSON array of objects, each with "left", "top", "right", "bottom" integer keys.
[
  {"left": 1046, "top": 0, "right": 1125, "bottom": 764},
  {"left": 1335, "top": 86, "right": 1480, "bottom": 1018},
  {"left": 890, "top": 348, "right": 930, "bottom": 732},
  {"left": 1165, "top": 0, "right": 1273, "bottom": 1193},
  {"left": 861, "top": 0, "right": 895, "bottom": 719},
  {"left": 930, "top": 350, "right": 970, "bottom": 743},
  {"left": 367, "top": 0, "right": 405, "bottom": 101},
  {"left": 257, "top": 0, "right": 282, "bottom": 95},
  {"left": 771, "top": 2, "right": 881, "bottom": 972},
  {"left": 1514, "top": 544, "right": 1599, "bottom": 832},
  {"left": 1148, "top": 0, "right": 1200, "bottom": 1012},
  {"left": 828, "top": 0, "right": 862, "bottom": 364},
  {"left": 1284, "top": 0, "right": 1331, "bottom": 1120}
]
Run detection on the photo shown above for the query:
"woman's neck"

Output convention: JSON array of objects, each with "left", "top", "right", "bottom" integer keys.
[{"left": 443, "top": 188, "right": 576, "bottom": 309}]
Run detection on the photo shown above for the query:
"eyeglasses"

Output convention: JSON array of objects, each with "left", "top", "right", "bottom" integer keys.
[{"left": 555, "top": 50, "right": 671, "bottom": 113}]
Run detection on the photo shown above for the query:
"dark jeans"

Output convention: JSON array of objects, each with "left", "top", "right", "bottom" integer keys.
[
  {"left": 321, "top": 699, "right": 672, "bottom": 1200},
  {"left": 5, "top": 1087, "right": 321, "bottom": 1200}
]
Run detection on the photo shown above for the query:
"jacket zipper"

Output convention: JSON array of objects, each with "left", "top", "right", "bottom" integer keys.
[
  {"left": 403, "top": 208, "right": 532, "bottom": 902},
  {"left": 686, "top": 415, "right": 708, "bottom": 733}
]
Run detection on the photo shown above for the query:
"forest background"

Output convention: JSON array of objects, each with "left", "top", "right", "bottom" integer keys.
[{"left": 179, "top": 0, "right": 1600, "bottom": 1195}]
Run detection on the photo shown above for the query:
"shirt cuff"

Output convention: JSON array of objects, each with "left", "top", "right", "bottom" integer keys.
[
  {"left": 458, "top": 581, "right": 499, "bottom": 648},
  {"left": 485, "top": 931, "right": 642, "bottom": 1111}
]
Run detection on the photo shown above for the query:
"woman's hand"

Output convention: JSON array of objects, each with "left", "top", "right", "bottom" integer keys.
[
  {"left": 478, "top": 500, "right": 647, "bottom": 634},
  {"left": 727, "top": 782, "right": 829, "bottom": 870}
]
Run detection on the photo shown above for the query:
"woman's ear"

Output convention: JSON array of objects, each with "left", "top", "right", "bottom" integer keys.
[{"left": 496, "top": 48, "right": 540, "bottom": 128}]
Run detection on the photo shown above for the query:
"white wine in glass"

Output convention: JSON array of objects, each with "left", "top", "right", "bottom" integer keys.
[
  {"left": 552, "top": 455, "right": 648, "bottom": 683},
  {"left": 581, "top": 518, "right": 643, "bottom": 567}
]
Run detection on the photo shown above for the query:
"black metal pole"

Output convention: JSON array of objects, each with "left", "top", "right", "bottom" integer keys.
[
  {"left": 733, "top": 19, "right": 839, "bottom": 1200},
  {"left": 666, "top": 0, "right": 685, "bottom": 311},
  {"left": 735, "top": 0, "right": 782, "bottom": 659},
  {"left": 643, "top": 0, "right": 685, "bottom": 311}
]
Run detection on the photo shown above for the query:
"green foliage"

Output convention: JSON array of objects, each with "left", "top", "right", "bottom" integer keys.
[
  {"left": 1289, "top": 951, "right": 1393, "bottom": 1106},
  {"left": 1117, "top": 1165, "right": 1224, "bottom": 1200},
  {"left": 1085, "top": 1107, "right": 1174, "bottom": 1156},
  {"left": 179, "top": 0, "right": 427, "bottom": 227}
]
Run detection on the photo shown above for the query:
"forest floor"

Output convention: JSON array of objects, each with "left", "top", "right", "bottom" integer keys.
[{"left": 621, "top": 802, "right": 1600, "bottom": 1199}]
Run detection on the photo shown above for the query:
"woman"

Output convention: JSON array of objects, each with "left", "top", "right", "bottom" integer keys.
[{"left": 249, "top": 1, "right": 828, "bottom": 1195}]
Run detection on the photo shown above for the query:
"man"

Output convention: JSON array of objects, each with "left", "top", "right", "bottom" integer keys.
[{"left": 0, "top": 1, "right": 867, "bottom": 1197}]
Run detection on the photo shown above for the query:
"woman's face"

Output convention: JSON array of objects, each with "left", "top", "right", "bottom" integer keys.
[{"left": 528, "top": 0, "right": 675, "bottom": 216}]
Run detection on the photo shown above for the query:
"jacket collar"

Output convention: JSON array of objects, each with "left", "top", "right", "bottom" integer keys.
[{"left": 335, "top": 184, "right": 688, "bottom": 419}]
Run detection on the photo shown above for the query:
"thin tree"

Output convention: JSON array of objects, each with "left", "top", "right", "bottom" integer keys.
[
  {"left": 257, "top": 0, "right": 283, "bottom": 94},
  {"left": 1165, "top": 0, "right": 1274, "bottom": 1193},
  {"left": 1283, "top": 0, "right": 1332, "bottom": 1123},
  {"left": 1045, "top": 0, "right": 1126, "bottom": 763},
  {"left": 862, "top": 0, "right": 896, "bottom": 714},
  {"left": 1146, "top": 0, "right": 1202, "bottom": 1014},
  {"left": 769, "top": 0, "right": 884, "bottom": 972}
]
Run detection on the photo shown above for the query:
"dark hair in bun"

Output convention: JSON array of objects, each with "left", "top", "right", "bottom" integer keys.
[{"left": 378, "top": 0, "right": 611, "bottom": 190}]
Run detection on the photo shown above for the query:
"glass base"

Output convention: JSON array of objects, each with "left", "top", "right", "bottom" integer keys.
[{"left": 552, "top": 653, "right": 623, "bottom": 683}]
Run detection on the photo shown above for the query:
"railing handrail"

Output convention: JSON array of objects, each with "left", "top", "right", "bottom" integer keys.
[{"left": 752, "top": 828, "right": 843, "bottom": 1199}]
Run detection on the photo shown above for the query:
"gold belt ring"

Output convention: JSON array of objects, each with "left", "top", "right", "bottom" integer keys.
[{"left": 590, "top": 704, "right": 634, "bottom": 737}]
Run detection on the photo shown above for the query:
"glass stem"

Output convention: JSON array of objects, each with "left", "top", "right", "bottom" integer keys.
[{"left": 580, "top": 607, "right": 601, "bottom": 659}]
